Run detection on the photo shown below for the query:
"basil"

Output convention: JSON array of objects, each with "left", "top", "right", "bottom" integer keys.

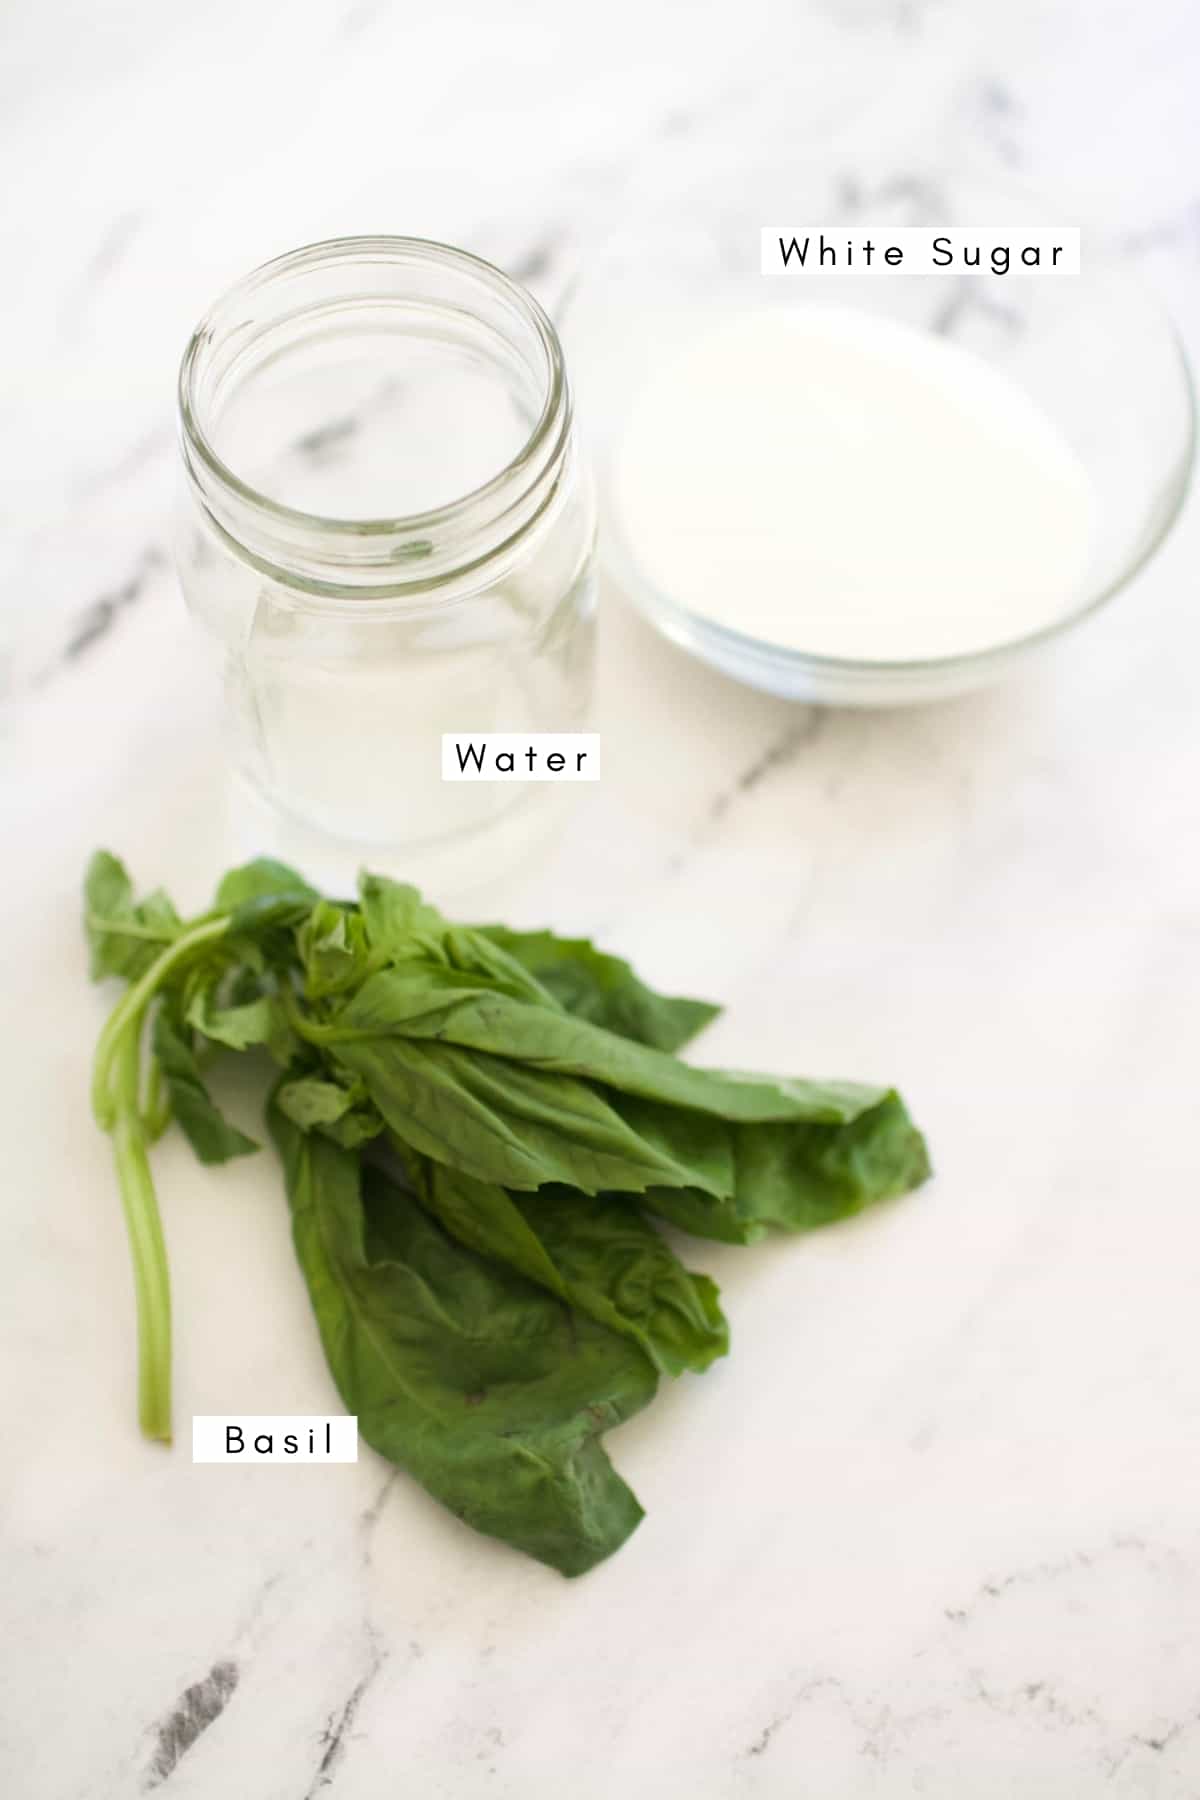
[{"left": 86, "top": 854, "right": 931, "bottom": 1572}]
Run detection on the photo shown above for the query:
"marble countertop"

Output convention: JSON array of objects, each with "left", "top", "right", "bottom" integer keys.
[{"left": 4, "top": 2, "right": 1200, "bottom": 1795}]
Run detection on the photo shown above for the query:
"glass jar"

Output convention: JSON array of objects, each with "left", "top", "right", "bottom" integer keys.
[{"left": 176, "top": 237, "right": 596, "bottom": 891}]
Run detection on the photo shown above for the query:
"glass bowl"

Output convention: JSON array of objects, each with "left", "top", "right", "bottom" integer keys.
[{"left": 560, "top": 174, "right": 1194, "bottom": 706}]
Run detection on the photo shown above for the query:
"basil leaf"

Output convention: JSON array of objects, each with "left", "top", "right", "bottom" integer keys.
[
  {"left": 412, "top": 1160, "right": 726, "bottom": 1375},
  {"left": 272, "top": 1107, "right": 657, "bottom": 1576},
  {"left": 514, "top": 1184, "right": 728, "bottom": 1376},
  {"left": 730, "top": 1091, "right": 932, "bottom": 1230},
  {"left": 275, "top": 1075, "right": 384, "bottom": 1148},
  {"left": 358, "top": 885, "right": 553, "bottom": 1004},
  {"left": 640, "top": 1091, "right": 931, "bottom": 1242},
  {"left": 358, "top": 873, "right": 446, "bottom": 952},
  {"left": 214, "top": 858, "right": 317, "bottom": 911},
  {"left": 320, "top": 1110, "right": 387, "bottom": 1150},
  {"left": 182, "top": 953, "right": 301, "bottom": 1065},
  {"left": 415, "top": 1160, "right": 568, "bottom": 1296},
  {"left": 438, "top": 928, "right": 562, "bottom": 1006},
  {"left": 330, "top": 1034, "right": 718, "bottom": 1195},
  {"left": 298, "top": 900, "right": 374, "bottom": 998},
  {"left": 186, "top": 990, "right": 277, "bottom": 1052},
  {"left": 151, "top": 1006, "right": 258, "bottom": 1165},
  {"left": 84, "top": 850, "right": 182, "bottom": 982},
  {"left": 227, "top": 892, "right": 316, "bottom": 937},
  {"left": 275, "top": 1075, "right": 360, "bottom": 1130},
  {"left": 477, "top": 925, "right": 720, "bottom": 1051},
  {"left": 333, "top": 968, "right": 891, "bottom": 1124},
  {"left": 628, "top": 1184, "right": 766, "bottom": 1246}
]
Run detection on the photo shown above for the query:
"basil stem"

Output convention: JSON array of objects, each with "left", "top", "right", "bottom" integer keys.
[
  {"left": 91, "top": 917, "right": 230, "bottom": 1128},
  {"left": 111, "top": 1022, "right": 172, "bottom": 1441},
  {"left": 90, "top": 914, "right": 231, "bottom": 1438}
]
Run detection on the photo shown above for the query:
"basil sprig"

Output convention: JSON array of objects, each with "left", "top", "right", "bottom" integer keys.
[{"left": 86, "top": 852, "right": 930, "bottom": 1573}]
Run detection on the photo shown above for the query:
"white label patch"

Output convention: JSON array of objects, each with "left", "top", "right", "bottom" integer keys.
[
  {"left": 442, "top": 733, "right": 600, "bottom": 782},
  {"left": 192, "top": 1416, "right": 359, "bottom": 1463},
  {"left": 761, "top": 227, "right": 1080, "bottom": 276}
]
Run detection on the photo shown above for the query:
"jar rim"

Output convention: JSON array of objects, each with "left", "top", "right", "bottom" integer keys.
[{"left": 177, "top": 234, "right": 568, "bottom": 547}]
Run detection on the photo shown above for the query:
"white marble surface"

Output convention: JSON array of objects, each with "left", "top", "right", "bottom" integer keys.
[{"left": 4, "top": 2, "right": 1200, "bottom": 1795}]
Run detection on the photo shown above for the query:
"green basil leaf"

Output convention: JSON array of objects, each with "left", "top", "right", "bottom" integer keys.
[
  {"left": 214, "top": 858, "right": 317, "bottom": 911},
  {"left": 298, "top": 900, "right": 374, "bottom": 998},
  {"left": 515, "top": 1184, "right": 728, "bottom": 1375},
  {"left": 330, "top": 1034, "right": 718, "bottom": 1195},
  {"left": 438, "top": 928, "right": 562, "bottom": 1006},
  {"left": 729, "top": 1091, "right": 932, "bottom": 1230},
  {"left": 84, "top": 851, "right": 182, "bottom": 983},
  {"left": 319, "top": 1108, "right": 387, "bottom": 1150},
  {"left": 358, "top": 873, "right": 446, "bottom": 954},
  {"left": 183, "top": 959, "right": 301, "bottom": 1065},
  {"left": 334, "top": 968, "right": 890, "bottom": 1124},
  {"left": 226, "top": 892, "right": 317, "bottom": 938},
  {"left": 275, "top": 1074, "right": 384, "bottom": 1148},
  {"left": 152, "top": 1007, "right": 258, "bottom": 1165},
  {"left": 412, "top": 1161, "right": 726, "bottom": 1376},
  {"left": 628, "top": 1184, "right": 766, "bottom": 1246},
  {"left": 640, "top": 1091, "right": 931, "bottom": 1241},
  {"left": 85, "top": 849, "right": 133, "bottom": 926},
  {"left": 272, "top": 1106, "right": 657, "bottom": 1576},
  {"left": 185, "top": 990, "right": 276, "bottom": 1052},
  {"left": 416, "top": 1160, "right": 568, "bottom": 1296},
  {"left": 477, "top": 925, "right": 720, "bottom": 1051},
  {"left": 275, "top": 1075, "right": 359, "bottom": 1129}
]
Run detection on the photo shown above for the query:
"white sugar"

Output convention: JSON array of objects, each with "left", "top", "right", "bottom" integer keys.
[{"left": 612, "top": 306, "right": 1096, "bottom": 663}]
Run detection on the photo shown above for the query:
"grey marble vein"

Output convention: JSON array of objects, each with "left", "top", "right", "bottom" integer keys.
[{"left": 142, "top": 1659, "right": 239, "bottom": 1790}]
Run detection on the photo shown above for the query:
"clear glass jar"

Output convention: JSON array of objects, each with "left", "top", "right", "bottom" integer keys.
[{"left": 176, "top": 237, "right": 596, "bottom": 891}]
